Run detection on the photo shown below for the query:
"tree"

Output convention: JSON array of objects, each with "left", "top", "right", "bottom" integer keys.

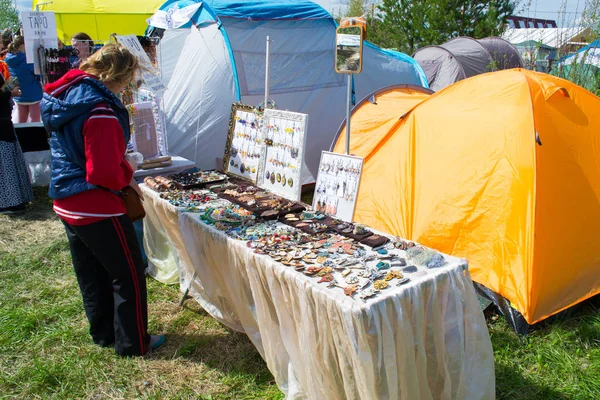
[
  {"left": 345, "top": 0, "right": 369, "bottom": 17},
  {"left": 581, "top": 0, "right": 600, "bottom": 37},
  {"left": 333, "top": 0, "right": 376, "bottom": 20},
  {"left": 552, "top": 0, "right": 600, "bottom": 96},
  {"left": 371, "top": 0, "right": 516, "bottom": 55},
  {"left": 0, "top": 0, "right": 19, "bottom": 32}
]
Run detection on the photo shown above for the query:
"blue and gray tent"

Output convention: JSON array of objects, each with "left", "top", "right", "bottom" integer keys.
[{"left": 147, "top": 0, "right": 428, "bottom": 183}]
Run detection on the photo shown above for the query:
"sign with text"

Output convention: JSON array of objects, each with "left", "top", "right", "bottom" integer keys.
[
  {"left": 21, "top": 11, "right": 58, "bottom": 73},
  {"left": 115, "top": 35, "right": 166, "bottom": 95}
]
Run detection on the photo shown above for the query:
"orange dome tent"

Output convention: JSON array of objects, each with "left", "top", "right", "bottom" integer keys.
[{"left": 333, "top": 69, "right": 600, "bottom": 327}]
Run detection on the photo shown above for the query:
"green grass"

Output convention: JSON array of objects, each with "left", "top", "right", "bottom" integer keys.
[
  {"left": 1, "top": 187, "right": 599, "bottom": 399},
  {"left": 0, "top": 188, "right": 283, "bottom": 400},
  {"left": 490, "top": 303, "right": 600, "bottom": 400}
]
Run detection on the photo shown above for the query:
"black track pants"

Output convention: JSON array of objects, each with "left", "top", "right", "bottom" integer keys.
[{"left": 62, "top": 215, "right": 150, "bottom": 356}]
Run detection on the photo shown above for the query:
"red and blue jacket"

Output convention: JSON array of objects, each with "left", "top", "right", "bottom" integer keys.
[{"left": 41, "top": 70, "right": 134, "bottom": 225}]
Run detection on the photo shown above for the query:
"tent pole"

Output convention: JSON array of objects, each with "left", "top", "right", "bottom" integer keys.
[
  {"left": 265, "top": 36, "right": 271, "bottom": 109},
  {"left": 345, "top": 74, "right": 352, "bottom": 155}
]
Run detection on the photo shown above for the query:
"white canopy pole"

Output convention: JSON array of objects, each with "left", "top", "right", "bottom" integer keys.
[{"left": 265, "top": 36, "right": 271, "bottom": 109}]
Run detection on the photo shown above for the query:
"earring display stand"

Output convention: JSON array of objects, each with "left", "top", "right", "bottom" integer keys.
[
  {"left": 223, "top": 103, "right": 265, "bottom": 183},
  {"left": 313, "top": 151, "right": 364, "bottom": 222},
  {"left": 257, "top": 109, "right": 308, "bottom": 202}
]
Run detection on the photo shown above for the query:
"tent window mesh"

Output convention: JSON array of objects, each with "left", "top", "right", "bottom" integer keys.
[{"left": 234, "top": 50, "right": 344, "bottom": 96}]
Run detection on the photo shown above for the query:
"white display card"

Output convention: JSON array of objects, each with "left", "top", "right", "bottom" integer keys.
[
  {"left": 312, "top": 151, "right": 364, "bottom": 222},
  {"left": 258, "top": 109, "right": 308, "bottom": 201},
  {"left": 224, "top": 104, "right": 264, "bottom": 183},
  {"left": 21, "top": 11, "right": 58, "bottom": 74}
]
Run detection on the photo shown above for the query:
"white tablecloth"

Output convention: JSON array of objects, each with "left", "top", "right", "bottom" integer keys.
[
  {"left": 143, "top": 187, "right": 192, "bottom": 285},
  {"left": 141, "top": 186, "right": 495, "bottom": 399}
]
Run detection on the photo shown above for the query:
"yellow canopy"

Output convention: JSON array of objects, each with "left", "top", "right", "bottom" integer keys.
[
  {"left": 33, "top": 0, "right": 163, "bottom": 44},
  {"left": 334, "top": 69, "right": 600, "bottom": 324}
]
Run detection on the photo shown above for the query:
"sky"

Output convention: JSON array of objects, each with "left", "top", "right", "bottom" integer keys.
[
  {"left": 15, "top": 0, "right": 588, "bottom": 26},
  {"left": 312, "top": 0, "right": 587, "bottom": 26}
]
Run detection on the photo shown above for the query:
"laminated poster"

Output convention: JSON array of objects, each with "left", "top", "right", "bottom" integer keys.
[
  {"left": 257, "top": 109, "right": 308, "bottom": 201},
  {"left": 223, "top": 103, "right": 265, "bottom": 183},
  {"left": 129, "top": 102, "right": 159, "bottom": 160},
  {"left": 313, "top": 151, "right": 363, "bottom": 222}
]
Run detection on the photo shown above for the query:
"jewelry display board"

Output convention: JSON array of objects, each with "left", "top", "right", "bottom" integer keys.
[
  {"left": 313, "top": 151, "right": 363, "bottom": 222},
  {"left": 223, "top": 103, "right": 265, "bottom": 183},
  {"left": 257, "top": 109, "right": 308, "bottom": 201}
]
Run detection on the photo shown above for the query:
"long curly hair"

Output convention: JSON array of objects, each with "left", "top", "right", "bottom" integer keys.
[{"left": 79, "top": 44, "right": 139, "bottom": 88}]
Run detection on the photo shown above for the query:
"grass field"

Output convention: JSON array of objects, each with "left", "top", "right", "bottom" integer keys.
[{"left": 1, "top": 188, "right": 599, "bottom": 399}]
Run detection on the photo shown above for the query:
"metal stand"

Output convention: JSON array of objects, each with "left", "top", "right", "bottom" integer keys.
[
  {"left": 264, "top": 36, "right": 272, "bottom": 109},
  {"left": 179, "top": 271, "right": 196, "bottom": 307},
  {"left": 345, "top": 74, "right": 352, "bottom": 155}
]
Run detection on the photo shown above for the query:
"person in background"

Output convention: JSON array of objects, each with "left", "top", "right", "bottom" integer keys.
[
  {"left": 0, "top": 28, "right": 12, "bottom": 60},
  {"left": 0, "top": 60, "right": 8, "bottom": 81},
  {"left": 0, "top": 28, "right": 12, "bottom": 93},
  {"left": 0, "top": 72, "right": 33, "bottom": 214},
  {"left": 137, "top": 36, "right": 157, "bottom": 66},
  {"left": 71, "top": 32, "right": 95, "bottom": 69},
  {"left": 0, "top": 44, "right": 9, "bottom": 80},
  {"left": 5, "top": 35, "right": 43, "bottom": 123},
  {"left": 40, "top": 44, "right": 165, "bottom": 357}
]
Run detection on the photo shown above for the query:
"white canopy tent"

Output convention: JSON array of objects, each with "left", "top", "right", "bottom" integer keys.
[
  {"left": 150, "top": 0, "right": 428, "bottom": 183},
  {"left": 502, "top": 27, "right": 587, "bottom": 49}
]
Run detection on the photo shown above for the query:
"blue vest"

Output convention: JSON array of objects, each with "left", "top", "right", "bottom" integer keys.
[{"left": 41, "top": 77, "right": 131, "bottom": 199}]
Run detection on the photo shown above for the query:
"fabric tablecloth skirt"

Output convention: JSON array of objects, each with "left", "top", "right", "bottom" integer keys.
[{"left": 141, "top": 185, "right": 495, "bottom": 399}]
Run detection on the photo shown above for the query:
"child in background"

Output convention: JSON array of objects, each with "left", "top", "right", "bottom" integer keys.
[{"left": 5, "top": 35, "right": 43, "bottom": 123}]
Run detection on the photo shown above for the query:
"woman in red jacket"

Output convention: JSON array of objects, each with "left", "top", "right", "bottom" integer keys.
[{"left": 41, "top": 44, "right": 165, "bottom": 356}]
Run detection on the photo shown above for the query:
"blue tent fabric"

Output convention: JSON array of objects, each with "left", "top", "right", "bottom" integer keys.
[
  {"left": 365, "top": 41, "right": 429, "bottom": 88},
  {"left": 559, "top": 39, "right": 600, "bottom": 64},
  {"left": 157, "top": 0, "right": 331, "bottom": 24},
  {"left": 150, "top": 0, "right": 428, "bottom": 98},
  {"left": 207, "top": 0, "right": 331, "bottom": 20}
]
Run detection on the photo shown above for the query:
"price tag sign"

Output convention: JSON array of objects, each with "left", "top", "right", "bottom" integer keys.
[
  {"left": 115, "top": 35, "right": 166, "bottom": 95},
  {"left": 21, "top": 11, "right": 58, "bottom": 73}
]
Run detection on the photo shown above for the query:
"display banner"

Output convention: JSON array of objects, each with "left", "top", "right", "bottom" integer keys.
[
  {"left": 313, "top": 151, "right": 363, "bottom": 222},
  {"left": 116, "top": 34, "right": 166, "bottom": 95}
]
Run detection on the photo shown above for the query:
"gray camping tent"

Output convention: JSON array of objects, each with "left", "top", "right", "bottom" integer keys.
[{"left": 413, "top": 36, "right": 523, "bottom": 92}]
